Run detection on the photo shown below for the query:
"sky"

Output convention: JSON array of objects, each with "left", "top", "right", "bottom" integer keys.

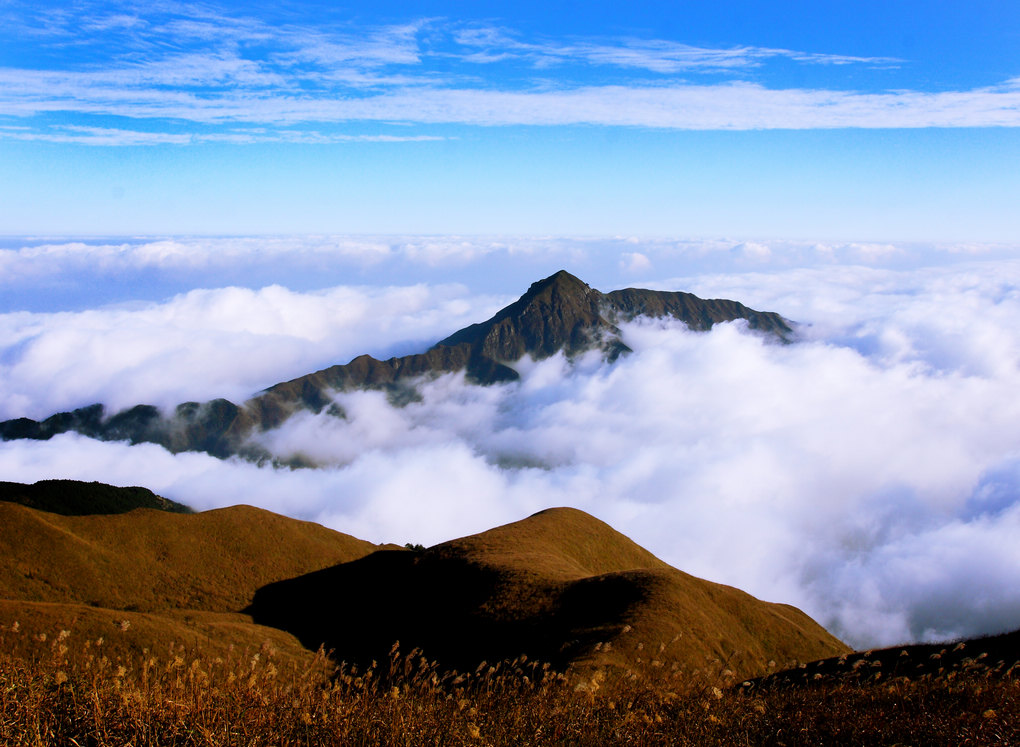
[
  {"left": 0, "top": 0, "right": 1018, "bottom": 239},
  {"left": 2, "top": 2, "right": 1020, "bottom": 651}
]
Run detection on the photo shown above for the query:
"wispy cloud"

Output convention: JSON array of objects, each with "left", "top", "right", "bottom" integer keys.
[
  {"left": 1, "top": 2, "right": 1014, "bottom": 143},
  {"left": 0, "top": 123, "right": 447, "bottom": 146},
  {"left": 454, "top": 27, "right": 901, "bottom": 73},
  {"left": 3, "top": 74, "right": 1018, "bottom": 133}
]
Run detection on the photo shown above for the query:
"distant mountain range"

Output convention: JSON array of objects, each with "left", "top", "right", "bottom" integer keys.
[
  {"left": 0, "top": 480, "right": 842, "bottom": 677},
  {"left": 0, "top": 271, "right": 792, "bottom": 461}
]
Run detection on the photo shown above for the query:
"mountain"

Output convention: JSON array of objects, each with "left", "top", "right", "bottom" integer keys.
[
  {"left": 248, "top": 507, "right": 846, "bottom": 676},
  {"left": 0, "top": 482, "right": 844, "bottom": 678},
  {"left": 0, "top": 270, "right": 793, "bottom": 460}
]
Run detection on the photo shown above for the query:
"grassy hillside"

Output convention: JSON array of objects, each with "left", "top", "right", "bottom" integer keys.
[
  {"left": 0, "top": 501, "right": 382, "bottom": 612},
  {"left": 0, "top": 482, "right": 388, "bottom": 665},
  {"left": 250, "top": 507, "right": 848, "bottom": 678},
  {"left": 1, "top": 483, "right": 1014, "bottom": 743},
  {"left": 1, "top": 483, "right": 843, "bottom": 679}
]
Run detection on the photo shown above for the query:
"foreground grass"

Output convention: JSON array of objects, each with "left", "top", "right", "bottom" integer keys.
[{"left": 1, "top": 622, "right": 1017, "bottom": 746}]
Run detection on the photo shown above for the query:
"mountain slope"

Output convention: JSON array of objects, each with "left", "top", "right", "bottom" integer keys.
[
  {"left": 0, "top": 271, "right": 793, "bottom": 460},
  {"left": 0, "top": 500, "right": 381, "bottom": 614},
  {"left": 0, "top": 482, "right": 390, "bottom": 663},
  {"left": 743, "top": 627, "right": 1020, "bottom": 691},
  {"left": 249, "top": 507, "right": 846, "bottom": 678},
  {"left": 0, "top": 482, "right": 845, "bottom": 678}
]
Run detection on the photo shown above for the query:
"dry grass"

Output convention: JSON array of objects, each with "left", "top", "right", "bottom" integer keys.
[
  {"left": 249, "top": 508, "right": 848, "bottom": 678},
  {"left": 0, "top": 502, "right": 384, "bottom": 614},
  {"left": 2, "top": 620, "right": 1016, "bottom": 746},
  {"left": 0, "top": 496, "right": 846, "bottom": 680}
]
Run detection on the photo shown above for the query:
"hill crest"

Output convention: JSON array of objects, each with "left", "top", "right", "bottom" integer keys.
[
  {"left": 0, "top": 480, "right": 845, "bottom": 678},
  {"left": 248, "top": 503, "right": 846, "bottom": 676}
]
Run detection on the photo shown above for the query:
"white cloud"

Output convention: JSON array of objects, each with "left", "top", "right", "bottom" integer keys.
[
  {"left": 620, "top": 251, "right": 652, "bottom": 273},
  {"left": 3, "top": 73, "right": 1020, "bottom": 131},
  {"left": 6, "top": 236, "right": 1014, "bottom": 291},
  {"left": 0, "top": 237, "right": 395, "bottom": 281},
  {"left": 0, "top": 8, "right": 1015, "bottom": 137},
  {"left": 5, "top": 247, "right": 1020, "bottom": 650},
  {"left": 453, "top": 27, "right": 900, "bottom": 73},
  {"left": 0, "top": 283, "right": 506, "bottom": 418},
  {"left": 0, "top": 125, "right": 448, "bottom": 146}
]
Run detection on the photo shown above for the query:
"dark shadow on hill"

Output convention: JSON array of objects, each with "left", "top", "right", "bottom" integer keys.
[
  {"left": 0, "top": 479, "right": 192, "bottom": 516},
  {"left": 741, "top": 628, "right": 1020, "bottom": 692},
  {"left": 246, "top": 547, "right": 652, "bottom": 673}
]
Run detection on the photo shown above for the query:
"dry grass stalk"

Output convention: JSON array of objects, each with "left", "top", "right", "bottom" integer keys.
[{"left": 2, "top": 620, "right": 1017, "bottom": 746}]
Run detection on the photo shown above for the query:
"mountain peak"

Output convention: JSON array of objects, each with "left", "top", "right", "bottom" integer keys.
[
  {"left": 520, "top": 270, "right": 592, "bottom": 299},
  {"left": 435, "top": 269, "right": 606, "bottom": 362},
  {"left": 1, "top": 273, "right": 794, "bottom": 460}
]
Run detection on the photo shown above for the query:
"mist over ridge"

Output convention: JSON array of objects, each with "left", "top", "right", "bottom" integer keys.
[{"left": 2, "top": 237, "right": 1020, "bottom": 650}]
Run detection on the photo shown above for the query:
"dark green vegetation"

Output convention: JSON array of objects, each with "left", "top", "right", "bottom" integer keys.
[
  {"left": 0, "top": 271, "right": 793, "bottom": 461},
  {"left": 0, "top": 479, "right": 191, "bottom": 516}
]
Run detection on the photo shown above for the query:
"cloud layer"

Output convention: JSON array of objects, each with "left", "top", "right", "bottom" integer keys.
[
  {"left": 4, "top": 251, "right": 1020, "bottom": 650},
  {"left": 0, "top": 283, "right": 506, "bottom": 418}
]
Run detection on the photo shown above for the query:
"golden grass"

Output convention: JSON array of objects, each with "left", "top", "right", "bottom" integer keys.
[
  {"left": 0, "top": 502, "right": 384, "bottom": 613},
  {"left": 2, "top": 619, "right": 1016, "bottom": 746},
  {"left": 418, "top": 508, "right": 849, "bottom": 675},
  {"left": 2, "top": 499, "right": 847, "bottom": 680}
]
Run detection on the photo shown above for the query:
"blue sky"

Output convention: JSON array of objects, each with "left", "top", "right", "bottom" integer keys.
[
  {"left": 1, "top": 0, "right": 1018, "bottom": 239},
  {"left": 4, "top": 2, "right": 1020, "bottom": 649}
]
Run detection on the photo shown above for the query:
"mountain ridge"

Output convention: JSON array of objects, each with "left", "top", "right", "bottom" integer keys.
[{"left": 0, "top": 270, "right": 793, "bottom": 460}]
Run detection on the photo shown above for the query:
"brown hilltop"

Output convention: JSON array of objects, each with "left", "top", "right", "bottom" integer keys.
[
  {"left": 0, "top": 481, "right": 387, "bottom": 664},
  {"left": 0, "top": 271, "right": 793, "bottom": 460},
  {"left": 0, "top": 481, "right": 844, "bottom": 679},
  {"left": 249, "top": 507, "right": 846, "bottom": 678}
]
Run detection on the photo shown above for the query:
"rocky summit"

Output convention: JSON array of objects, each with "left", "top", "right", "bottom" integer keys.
[{"left": 0, "top": 270, "right": 793, "bottom": 460}]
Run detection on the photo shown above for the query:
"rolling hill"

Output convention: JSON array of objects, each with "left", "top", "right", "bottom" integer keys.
[
  {"left": 250, "top": 507, "right": 848, "bottom": 676},
  {"left": 0, "top": 481, "right": 844, "bottom": 679},
  {"left": 0, "top": 481, "right": 388, "bottom": 664}
]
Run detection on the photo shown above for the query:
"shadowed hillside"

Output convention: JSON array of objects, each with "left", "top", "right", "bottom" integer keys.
[
  {"left": 0, "top": 271, "right": 793, "bottom": 460},
  {"left": 249, "top": 507, "right": 846, "bottom": 678}
]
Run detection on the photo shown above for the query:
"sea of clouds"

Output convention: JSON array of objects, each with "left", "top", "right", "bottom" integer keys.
[{"left": 3, "top": 236, "right": 1020, "bottom": 649}]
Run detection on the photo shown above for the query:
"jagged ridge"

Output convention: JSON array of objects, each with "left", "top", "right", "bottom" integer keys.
[{"left": 0, "top": 271, "right": 793, "bottom": 460}]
